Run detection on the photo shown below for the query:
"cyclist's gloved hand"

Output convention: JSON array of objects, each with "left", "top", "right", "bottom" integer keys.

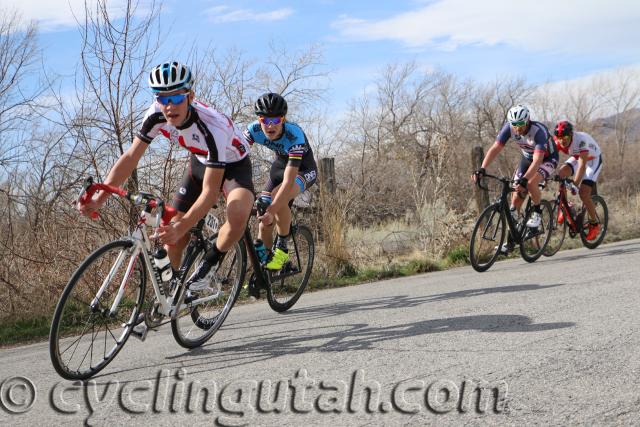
[
  {"left": 256, "top": 193, "right": 272, "bottom": 216},
  {"left": 77, "top": 197, "right": 102, "bottom": 220},
  {"left": 473, "top": 168, "right": 486, "bottom": 184},
  {"left": 569, "top": 182, "right": 579, "bottom": 195},
  {"left": 517, "top": 177, "right": 528, "bottom": 189}
]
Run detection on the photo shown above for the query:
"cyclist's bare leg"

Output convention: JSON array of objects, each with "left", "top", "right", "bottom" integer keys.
[
  {"left": 258, "top": 219, "right": 275, "bottom": 248},
  {"left": 167, "top": 211, "right": 190, "bottom": 269},
  {"left": 525, "top": 172, "right": 544, "bottom": 205},
  {"left": 557, "top": 164, "right": 572, "bottom": 179},
  {"left": 270, "top": 183, "right": 301, "bottom": 237},
  {"left": 579, "top": 184, "right": 597, "bottom": 221},
  {"left": 511, "top": 191, "right": 525, "bottom": 213},
  {"left": 216, "top": 187, "right": 254, "bottom": 252}
]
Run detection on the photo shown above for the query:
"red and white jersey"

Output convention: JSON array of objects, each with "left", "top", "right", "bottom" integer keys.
[
  {"left": 566, "top": 131, "right": 601, "bottom": 161},
  {"left": 136, "top": 100, "right": 249, "bottom": 168}
]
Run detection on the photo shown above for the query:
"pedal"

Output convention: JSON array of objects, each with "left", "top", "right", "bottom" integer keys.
[
  {"left": 131, "top": 323, "right": 148, "bottom": 341},
  {"left": 184, "top": 290, "right": 197, "bottom": 304},
  {"left": 123, "top": 313, "right": 144, "bottom": 329},
  {"left": 248, "top": 286, "right": 261, "bottom": 299}
]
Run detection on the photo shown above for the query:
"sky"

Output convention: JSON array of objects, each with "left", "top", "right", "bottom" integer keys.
[{"left": 2, "top": 0, "right": 640, "bottom": 115}]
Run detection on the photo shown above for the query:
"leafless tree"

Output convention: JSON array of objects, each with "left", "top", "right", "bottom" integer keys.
[
  {"left": 0, "top": 10, "right": 45, "bottom": 171},
  {"left": 469, "top": 76, "right": 534, "bottom": 176},
  {"left": 193, "top": 46, "right": 257, "bottom": 122},
  {"left": 602, "top": 68, "right": 640, "bottom": 169}
]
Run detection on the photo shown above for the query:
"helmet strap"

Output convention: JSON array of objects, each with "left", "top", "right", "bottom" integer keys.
[{"left": 178, "top": 106, "right": 193, "bottom": 127}]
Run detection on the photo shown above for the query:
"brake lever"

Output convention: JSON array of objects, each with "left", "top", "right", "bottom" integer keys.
[{"left": 76, "top": 177, "right": 99, "bottom": 219}]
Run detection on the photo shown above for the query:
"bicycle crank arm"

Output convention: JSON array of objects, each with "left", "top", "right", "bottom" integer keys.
[
  {"left": 269, "top": 270, "right": 301, "bottom": 281},
  {"left": 171, "top": 291, "right": 225, "bottom": 316}
]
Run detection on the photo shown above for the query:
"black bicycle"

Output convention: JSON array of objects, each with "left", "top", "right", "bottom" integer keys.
[
  {"left": 50, "top": 179, "right": 245, "bottom": 380},
  {"left": 243, "top": 203, "right": 315, "bottom": 312},
  {"left": 470, "top": 172, "right": 553, "bottom": 272}
]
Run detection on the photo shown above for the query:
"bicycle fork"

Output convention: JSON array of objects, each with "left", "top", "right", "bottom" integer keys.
[{"left": 90, "top": 242, "right": 140, "bottom": 318}]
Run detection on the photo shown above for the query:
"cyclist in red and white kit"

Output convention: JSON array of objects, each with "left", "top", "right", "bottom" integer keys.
[
  {"left": 553, "top": 120, "right": 604, "bottom": 241},
  {"left": 78, "top": 61, "right": 255, "bottom": 290}
]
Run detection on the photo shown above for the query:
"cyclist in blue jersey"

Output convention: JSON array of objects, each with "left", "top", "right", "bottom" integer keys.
[
  {"left": 473, "top": 104, "right": 559, "bottom": 254},
  {"left": 243, "top": 93, "right": 317, "bottom": 270}
]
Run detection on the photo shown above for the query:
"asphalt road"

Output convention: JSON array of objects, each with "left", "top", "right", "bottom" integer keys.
[{"left": 2, "top": 239, "right": 639, "bottom": 426}]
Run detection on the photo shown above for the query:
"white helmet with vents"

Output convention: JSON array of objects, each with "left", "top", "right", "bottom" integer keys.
[
  {"left": 507, "top": 104, "right": 530, "bottom": 125},
  {"left": 148, "top": 62, "right": 194, "bottom": 93}
]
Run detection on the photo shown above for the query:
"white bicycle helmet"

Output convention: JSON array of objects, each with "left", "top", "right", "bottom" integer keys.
[
  {"left": 507, "top": 104, "right": 530, "bottom": 124},
  {"left": 148, "top": 62, "right": 194, "bottom": 93}
]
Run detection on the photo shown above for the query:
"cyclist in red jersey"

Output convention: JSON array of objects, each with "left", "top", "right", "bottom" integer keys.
[{"left": 553, "top": 120, "right": 604, "bottom": 241}]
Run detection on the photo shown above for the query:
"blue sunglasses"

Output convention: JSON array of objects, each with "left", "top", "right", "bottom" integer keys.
[
  {"left": 258, "top": 116, "right": 283, "bottom": 125},
  {"left": 155, "top": 93, "right": 188, "bottom": 105}
]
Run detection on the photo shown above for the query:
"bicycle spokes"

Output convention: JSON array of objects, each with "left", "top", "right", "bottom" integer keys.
[
  {"left": 171, "top": 239, "right": 245, "bottom": 348},
  {"left": 520, "top": 201, "right": 552, "bottom": 263},
  {"left": 266, "top": 225, "right": 314, "bottom": 312},
  {"left": 50, "top": 241, "right": 146, "bottom": 380}
]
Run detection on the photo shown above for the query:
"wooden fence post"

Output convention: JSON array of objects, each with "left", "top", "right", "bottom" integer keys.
[
  {"left": 319, "top": 157, "right": 336, "bottom": 194},
  {"left": 471, "top": 146, "right": 489, "bottom": 211}
]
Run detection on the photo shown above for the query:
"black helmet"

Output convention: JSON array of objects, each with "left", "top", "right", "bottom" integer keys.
[{"left": 254, "top": 92, "right": 287, "bottom": 116}]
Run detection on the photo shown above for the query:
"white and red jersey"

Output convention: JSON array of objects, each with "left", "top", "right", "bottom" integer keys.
[
  {"left": 136, "top": 100, "right": 249, "bottom": 168},
  {"left": 564, "top": 131, "right": 601, "bottom": 161}
]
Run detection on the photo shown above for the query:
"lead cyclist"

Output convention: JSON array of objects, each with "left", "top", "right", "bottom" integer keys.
[
  {"left": 473, "top": 104, "right": 559, "bottom": 254},
  {"left": 78, "top": 61, "right": 255, "bottom": 293}
]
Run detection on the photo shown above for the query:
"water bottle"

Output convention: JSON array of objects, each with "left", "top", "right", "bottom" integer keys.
[
  {"left": 153, "top": 248, "right": 173, "bottom": 282},
  {"left": 254, "top": 239, "right": 268, "bottom": 263}
]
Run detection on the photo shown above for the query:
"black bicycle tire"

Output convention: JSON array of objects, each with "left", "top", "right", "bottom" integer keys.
[
  {"left": 266, "top": 225, "right": 314, "bottom": 312},
  {"left": 171, "top": 238, "right": 246, "bottom": 348},
  {"left": 520, "top": 199, "right": 552, "bottom": 263},
  {"left": 49, "top": 240, "right": 145, "bottom": 380},
  {"left": 469, "top": 203, "right": 506, "bottom": 272},
  {"left": 580, "top": 195, "right": 608, "bottom": 249},
  {"left": 543, "top": 201, "right": 567, "bottom": 257}
]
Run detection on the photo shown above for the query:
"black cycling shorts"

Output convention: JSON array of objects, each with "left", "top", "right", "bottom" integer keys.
[
  {"left": 265, "top": 156, "right": 317, "bottom": 193},
  {"left": 173, "top": 154, "right": 255, "bottom": 213}
]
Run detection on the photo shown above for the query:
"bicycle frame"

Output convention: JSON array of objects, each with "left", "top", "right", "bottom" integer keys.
[
  {"left": 483, "top": 174, "right": 531, "bottom": 243},
  {"left": 78, "top": 178, "right": 220, "bottom": 321},
  {"left": 552, "top": 179, "right": 584, "bottom": 234},
  {"left": 243, "top": 207, "right": 305, "bottom": 288}
]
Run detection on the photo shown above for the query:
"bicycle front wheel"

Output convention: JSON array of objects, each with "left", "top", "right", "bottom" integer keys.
[
  {"left": 49, "top": 240, "right": 146, "bottom": 380},
  {"left": 171, "top": 238, "right": 246, "bottom": 349},
  {"left": 520, "top": 200, "right": 553, "bottom": 263},
  {"left": 267, "top": 224, "right": 314, "bottom": 312},
  {"left": 469, "top": 203, "right": 506, "bottom": 272},
  {"left": 543, "top": 201, "right": 567, "bottom": 257},
  {"left": 580, "top": 195, "right": 608, "bottom": 249}
]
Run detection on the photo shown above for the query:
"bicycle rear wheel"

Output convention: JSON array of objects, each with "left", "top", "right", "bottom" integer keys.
[
  {"left": 49, "top": 240, "right": 146, "bottom": 380},
  {"left": 580, "top": 195, "right": 608, "bottom": 249},
  {"left": 469, "top": 203, "right": 506, "bottom": 272},
  {"left": 267, "top": 224, "right": 314, "bottom": 312},
  {"left": 520, "top": 200, "right": 552, "bottom": 263},
  {"left": 171, "top": 238, "right": 246, "bottom": 349},
  {"left": 543, "top": 201, "right": 566, "bottom": 257}
]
